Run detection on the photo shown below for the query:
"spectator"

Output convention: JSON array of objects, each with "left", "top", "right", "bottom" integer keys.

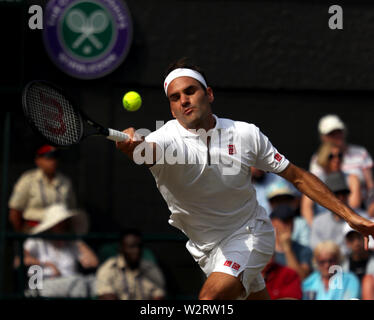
[
  {"left": 302, "top": 241, "right": 360, "bottom": 300},
  {"left": 251, "top": 168, "right": 284, "bottom": 215},
  {"left": 8, "top": 145, "right": 88, "bottom": 234},
  {"left": 367, "top": 192, "right": 374, "bottom": 218},
  {"left": 302, "top": 141, "right": 362, "bottom": 226},
  {"left": 310, "top": 172, "right": 369, "bottom": 255},
  {"left": 96, "top": 229, "right": 166, "bottom": 300},
  {"left": 270, "top": 204, "right": 313, "bottom": 280},
  {"left": 342, "top": 223, "right": 374, "bottom": 283},
  {"left": 262, "top": 255, "right": 302, "bottom": 300},
  {"left": 266, "top": 179, "right": 310, "bottom": 247},
  {"left": 20, "top": 204, "right": 98, "bottom": 298},
  {"left": 309, "top": 114, "right": 373, "bottom": 207}
]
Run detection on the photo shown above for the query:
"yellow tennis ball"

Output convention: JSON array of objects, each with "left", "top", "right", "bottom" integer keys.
[{"left": 122, "top": 91, "right": 142, "bottom": 111}]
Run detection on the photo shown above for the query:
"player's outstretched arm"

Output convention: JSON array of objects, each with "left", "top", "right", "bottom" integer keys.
[
  {"left": 115, "top": 127, "right": 158, "bottom": 166},
  {"left": 278, "top": 163, "right": 374, "bottom": 249}
]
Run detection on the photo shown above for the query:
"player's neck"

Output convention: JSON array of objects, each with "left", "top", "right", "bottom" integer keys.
[{"left": 189, "top": 114, "right": 216, "bottom": 132}]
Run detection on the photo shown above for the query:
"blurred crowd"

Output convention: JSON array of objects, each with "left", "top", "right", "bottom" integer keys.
[
  {"left": 255, "top": 114, "right": 374, "bottom": 300},
  {"left": 6, "top": 114, "right": 374, "bottom": 300}
]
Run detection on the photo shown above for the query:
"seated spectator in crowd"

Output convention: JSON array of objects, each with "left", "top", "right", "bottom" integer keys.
[
  {"left": 342, "top": 224, "right": 374, "bottom": 283},
  {"left": 251, "top": 168, "right": 285, "bottom": 215},
  {"left": 303, "top": 241, "right": 360, "bottom": 300},
  {"left": 266, "top": 180, "right": 310, "bottom": 248},
  {"left": 96, "top": 229, "right": 166, "bottom": 300},
  {"left": 310, "top": 171, "right": 369, "bottom": 255},
  {"left": 270, "top": 204, "right": 313, "bottom": 280},
  {"left": 8, "top": 145, "right": 88, "bottom": 234},
  {"left": 308, "top": 114, "right": 373, "bottom": 210},
  {"left": 302, "top": 140, "right": 362, "bottom": 226},
  {"left": 19, "top": 204, "right": 98, "bottom": 298},
  {"left": 367, "top": 191, "right": 374, "bottom": 218},
  {"left": 262, "top": 255, "right": 302, "bottom": 300}
]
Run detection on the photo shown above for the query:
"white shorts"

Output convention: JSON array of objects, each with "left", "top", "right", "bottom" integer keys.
[{"left": 186, "top": 215, "right": 275, "bottom": 299}]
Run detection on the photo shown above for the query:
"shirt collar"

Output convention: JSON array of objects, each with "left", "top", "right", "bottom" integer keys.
[
  {"left": 36, "top": 168, "right": 61, "bottom": 187},
  {"left": 176, "top": 114, "right": 223, "bottom": 137},
  {"left": 116, "top": 254, "right": 142, "bottom": 276}
]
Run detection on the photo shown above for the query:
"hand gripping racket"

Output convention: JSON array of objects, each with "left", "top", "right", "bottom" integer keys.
[{"left": 22, "top": 81, "right": 129, "bottom": 147}]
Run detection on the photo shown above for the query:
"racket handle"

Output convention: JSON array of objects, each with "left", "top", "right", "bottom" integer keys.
[{"left": 107, "top": 128, "right": 129, "bottom": 142}]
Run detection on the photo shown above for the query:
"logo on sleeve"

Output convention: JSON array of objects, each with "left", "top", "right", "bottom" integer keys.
[
  {"left": 228, "top": 144, "right": 236, "bottom": 155},
  {"left": 224, "top": 260, "right": 233, "bottom": 267},
  {"left": 232, "top": 262, "right": 241, "bottom": 271},
  {"left": 275, "top": 153, "right": 282, "bottom": 162}
]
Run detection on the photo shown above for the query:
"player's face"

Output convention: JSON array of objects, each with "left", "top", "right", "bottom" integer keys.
[{"left": 167, "top": 76, "right": 214, "bottom": 130}]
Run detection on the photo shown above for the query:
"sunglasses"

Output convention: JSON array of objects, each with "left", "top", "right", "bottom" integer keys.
[
  {"left": 328, "top": 152, "right": 343, "bottom": 160},
  {"left": 317, "top": 258, "right": 336, "bottom": 266}
]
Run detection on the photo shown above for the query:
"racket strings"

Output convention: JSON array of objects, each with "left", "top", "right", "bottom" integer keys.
[{"left": 26, "top": 84, "right": 82, "bottom": 146}]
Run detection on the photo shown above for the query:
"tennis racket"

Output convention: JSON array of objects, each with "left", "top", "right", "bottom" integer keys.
[{"left": 22, "top": 81, "right": 129, "bottom": 147}]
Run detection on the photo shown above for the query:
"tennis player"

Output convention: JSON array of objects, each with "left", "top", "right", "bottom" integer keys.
[{"left": 116, "top": 58, "right": 374, "bottom": 300}]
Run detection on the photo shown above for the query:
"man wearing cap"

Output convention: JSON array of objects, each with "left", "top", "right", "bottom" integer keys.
[
  {"left": 266, "top": 179, "right": 310, "bottom": 248},
  {"left": 310, "top": 171, "right": 371, "bottom": 255},
  {"left": 8, "top": 145, "right": 77, "bottom": 232},
  {"left": 309, "top": 114, "right": 373, "bottom": 202},
  {"left": 270, "top": 204, "right": 312, "bottom": 280},
  {"left": 116, "top": 58, "right": 374, "bottom": 300}
]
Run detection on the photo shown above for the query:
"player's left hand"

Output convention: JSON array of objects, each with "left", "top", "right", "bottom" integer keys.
[{"left": 347, "top": 215, "right": 374, "bottom": 250}]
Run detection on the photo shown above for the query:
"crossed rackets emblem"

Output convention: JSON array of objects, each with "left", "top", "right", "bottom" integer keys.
[{"left": 66, "top": 9, "right": 109, "bottom": 50}]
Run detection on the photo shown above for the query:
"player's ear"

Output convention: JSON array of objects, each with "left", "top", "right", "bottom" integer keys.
[
  {"left": 206, "top": 87, "right": 214, "bottom": 104},
  {"left": 170, "top": 106, "right": 176, "bottom": 118}
]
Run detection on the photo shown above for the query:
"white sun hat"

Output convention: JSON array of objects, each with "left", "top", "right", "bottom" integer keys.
[
  {"left": 30, "top": 204, "right": 76, "bottom": 235},
  {"left": 318, "top": 114, "right": 346, "bottom": 135}
]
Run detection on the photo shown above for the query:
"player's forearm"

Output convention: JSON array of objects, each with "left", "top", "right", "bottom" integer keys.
[
  {"left": 115, "top": 129, "right": 157, "bottom": 166},
  {"left": 280, "top": 164, "right": 357, "bottom": 223}
]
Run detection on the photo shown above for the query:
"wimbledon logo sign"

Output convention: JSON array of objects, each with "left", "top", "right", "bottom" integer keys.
[{"left": 44, "top": 0, "right": 132, "bottom": 79}]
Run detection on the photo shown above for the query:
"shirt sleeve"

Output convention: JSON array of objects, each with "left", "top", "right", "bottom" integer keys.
[
  {"left": 24, "top": 239, "right": 39, "bottom": 258},
  {"left": 143, "top": 127, "right": 168, "bottom": 166},
  {"left": 95, "top": 261, "right": 117, "bottom": 296},
  {"left": 254, "top": 127, "right": 290, "bottom": 174},
  {"left": 362, "top": 148, "right": 373, "bottom": 169},
  {"left": 8, "top": 173, "right": 31, "bottom": 211}
]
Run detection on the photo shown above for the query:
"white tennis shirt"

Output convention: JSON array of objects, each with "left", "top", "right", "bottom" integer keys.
[{"left": 145, "top": 115, "right": 289, "bottom": 251}]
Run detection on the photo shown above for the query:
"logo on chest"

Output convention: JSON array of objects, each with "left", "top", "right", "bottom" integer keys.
[{"left": 228, "top": 144, "right": 236, "bottom": 155}]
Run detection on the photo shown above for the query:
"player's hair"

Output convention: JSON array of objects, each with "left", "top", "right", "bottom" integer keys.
[{"left": 164, "top": 57, "right": 208, "bottom": 92}]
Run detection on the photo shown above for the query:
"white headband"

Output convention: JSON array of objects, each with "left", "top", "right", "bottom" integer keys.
[{"left": 164, "top": 68, "right": 207, "bottom": 96}]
